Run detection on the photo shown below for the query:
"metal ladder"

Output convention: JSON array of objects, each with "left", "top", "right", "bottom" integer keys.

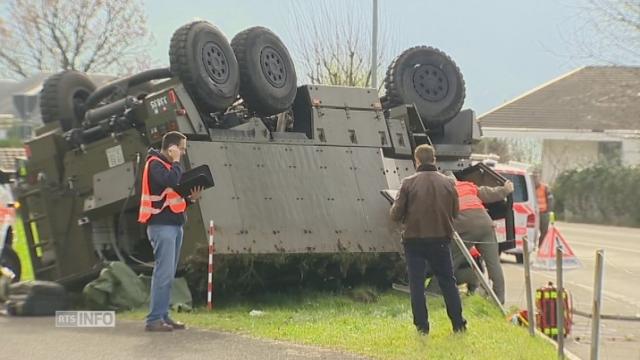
[{"left": 18, "top": 186, "right": 59, "bottom": 280}]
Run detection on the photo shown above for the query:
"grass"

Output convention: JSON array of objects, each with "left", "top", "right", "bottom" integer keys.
[
  {"left": 12, "top": 217, "right": 34, "bottom": 281},
  {"left": 122, "top": 291, "right": 555, "bottom": 360}
]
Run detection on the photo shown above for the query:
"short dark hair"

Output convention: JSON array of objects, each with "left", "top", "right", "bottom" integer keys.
[{"left": 161, "top": 131, "right": 186, "bottom": 150}]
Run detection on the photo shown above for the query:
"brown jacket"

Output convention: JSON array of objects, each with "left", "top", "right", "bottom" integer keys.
[
  {"left": 390, "top": 165, "right": 459, "bottom": 241},
  {"left": 453, "top": 184, "right": 511, "bottom": 237}
]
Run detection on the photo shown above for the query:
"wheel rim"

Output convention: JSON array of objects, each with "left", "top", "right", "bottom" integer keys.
[
  {"left": 202, "top": 42, "right": 230, "bottom": 84},
  {"left": 260, "top": 46, "right": 287, "bottom": 88},
  {"left": 412, "top": 64, "right": 449, "bottom": 102}
]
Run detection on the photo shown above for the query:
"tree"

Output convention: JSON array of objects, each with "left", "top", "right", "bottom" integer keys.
[
  {"left": 0, "top": 0, "right": 153, "bottom": 78},
  {"left": 570, "top": 0, "right": 640, "bottom": 64},
  {"left": 286, "top": 1, "right": 396, "bottom": 89},
  {"left": 472, "top": 137, "right": 541, "bottom": 164}
]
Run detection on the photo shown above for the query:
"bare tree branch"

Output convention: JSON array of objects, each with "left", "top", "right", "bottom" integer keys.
[
  {"left": 566, "top": 0, "right": 640, "bottom": 64},
  {"left": 285, "top": 0, "right": 397, "bottom": 90},
  {"left": 0, "top": 0, "right": 153, "bottom": 78}
]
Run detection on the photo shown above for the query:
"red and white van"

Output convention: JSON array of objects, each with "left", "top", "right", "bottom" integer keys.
[{"left": 487, "top": 161, "right": 539, "bottom": 263}]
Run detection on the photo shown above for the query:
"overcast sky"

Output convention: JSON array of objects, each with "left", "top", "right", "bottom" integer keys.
[{"left": 142, "top": 1, "right": 600, "bottom": 114}]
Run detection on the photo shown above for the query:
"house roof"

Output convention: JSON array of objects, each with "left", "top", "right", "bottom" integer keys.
[{"left": 478, "top": 66, "right": 640, "bottom": 131}]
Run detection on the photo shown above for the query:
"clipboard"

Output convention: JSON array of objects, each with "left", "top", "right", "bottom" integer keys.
[
  {"left": 380, "top": 189, "right": 398, "bottom": 204},
  {"left": 175, "top": 164, "right": 215, "bottom": 198}
]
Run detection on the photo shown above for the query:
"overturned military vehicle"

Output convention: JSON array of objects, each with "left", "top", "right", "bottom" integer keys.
[{"left": 12, "top": 21, "right": 513, "bottom": 285}]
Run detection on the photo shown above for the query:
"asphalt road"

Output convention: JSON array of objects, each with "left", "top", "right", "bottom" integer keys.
[
  {"left": 502, "top": 221, "right": 640, "bottom": 360},
  {"left": 0, "top": 316, "right": 367, "bottom": 360}
]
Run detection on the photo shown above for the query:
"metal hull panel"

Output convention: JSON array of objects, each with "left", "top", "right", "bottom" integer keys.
[{"left": 187, "top": 141, "right": 404, "bottom": 254}]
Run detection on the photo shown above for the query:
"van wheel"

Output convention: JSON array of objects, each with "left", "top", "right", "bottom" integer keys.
[
  {"left": 1, "top": 248, "right": 21, "bottom": 283},
  {"left": 515, "top": 254, "right": 524, "bottom": 264}
]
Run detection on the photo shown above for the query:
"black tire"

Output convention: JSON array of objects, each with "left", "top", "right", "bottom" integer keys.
[
  {"left": 231, "top": 27, "right": 297, "bottom": 116},
  {"left": 384, "top": 46, "right": 465, "bottom": 128},
  {"left": 40, "top": 71, "right": 96, "bottom": 131},
  {"left": 1, "top": 248, "right": 21, "bottom": 283},
  {"left": 169, "top": 21, "right": 239, "bottom": 113},
  {"left": 515, "top": 253, "right": 524, "bottom": 264}
]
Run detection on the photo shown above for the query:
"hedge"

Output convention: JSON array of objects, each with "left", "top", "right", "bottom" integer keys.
[
  {"left": 554, "top": 165, "right": 640, "bottom": 227},
  {"left": 183, "top": 248, "right": 407, "bottom": 301}
]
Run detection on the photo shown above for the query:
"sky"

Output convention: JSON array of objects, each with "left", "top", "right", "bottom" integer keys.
[{"left": 144, "top": 0, "right": 593, "bottom": 115}]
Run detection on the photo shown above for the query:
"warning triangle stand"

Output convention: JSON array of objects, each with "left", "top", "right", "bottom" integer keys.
[{"left": 532, "top": 223, "right": 581, "bottom": 270}]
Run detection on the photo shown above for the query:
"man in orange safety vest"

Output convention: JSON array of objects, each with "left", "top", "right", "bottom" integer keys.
[
  {"left": 433, "top": 176, "right": 513, "bottom": 304},
  {"left": 139, "top": 131, "right": 203, "bottom": 332},
  {"left": 533, "top": 170, "right": 554, "bottom": 246}
]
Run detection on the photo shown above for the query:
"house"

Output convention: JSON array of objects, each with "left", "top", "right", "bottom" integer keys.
[
  {"left": 478, "top": 66, "right": 640, "bottom": 182},
  {"left": 0, "top": 72, "right": 113, "bottom": 139}
]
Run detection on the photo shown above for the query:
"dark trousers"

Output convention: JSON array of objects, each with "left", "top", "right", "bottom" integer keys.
[
  {"left": 403, "top": 240, "right": 466, "bottom": 332},
  {"left": 538, "top": 212, "right": 550, "bottom": 246}
]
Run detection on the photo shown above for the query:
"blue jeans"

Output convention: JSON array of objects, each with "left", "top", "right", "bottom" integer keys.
[
  {"left": 146, "top": 224, "right": 183, "bottom": 325},
  {"left": 404, "top": 239, "right": 466, "bottom": 332}
]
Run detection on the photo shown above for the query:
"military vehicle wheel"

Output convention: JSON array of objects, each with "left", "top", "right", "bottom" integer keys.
[
  {"left": 40, "top": 71, "right": 96, "bottom": 131},
  {"left": 384, "top": 46, "right": 465, "bottom": 128},
  {"left": 1, "top": 248, "right": 21, "bottom": 283},
  {"left": 231, "top": 27, "right": 297, "bottom": 116},
  {"left": 170, "top": 21, "right": 239, "bottom": 113}
]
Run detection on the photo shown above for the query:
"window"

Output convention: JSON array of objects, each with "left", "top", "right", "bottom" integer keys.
[
  {"left": 598, "top": 142, "right": 622, "bottom": 165},
  {"left": 500, "top": 173, "right": 528, "bottom": 203}
]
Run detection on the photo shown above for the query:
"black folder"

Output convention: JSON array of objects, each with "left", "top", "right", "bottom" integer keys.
[{"left": 175, "top": 164, "right": 215, "bottom": 198}]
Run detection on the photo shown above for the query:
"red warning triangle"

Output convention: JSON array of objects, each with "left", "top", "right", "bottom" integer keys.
[{"left": 532, "top": 224, "right": 581, "bottom": 270}]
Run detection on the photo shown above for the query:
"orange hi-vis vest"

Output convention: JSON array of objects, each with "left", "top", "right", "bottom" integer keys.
[
  {"left": 537, "top": 184, "right": 549, "bottom": 213},
  {"left": 455, "top": 181, "right": 485, "bottom": 211},
  {"left": 138, "top": 156, "right": 187, "bottom": 224}
]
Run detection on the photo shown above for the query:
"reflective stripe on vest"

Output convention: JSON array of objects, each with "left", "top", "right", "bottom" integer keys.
[
  {"left": 138, "top": 156, "right": 186, "bottom": 223},
  {"left": 537, "top": 184, "right": 548, "bottom": 213},
  {"left": 456, "top": 181, "right": 485, "bottom": 211}
]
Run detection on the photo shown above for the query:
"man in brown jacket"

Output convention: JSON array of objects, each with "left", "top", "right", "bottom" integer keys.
[{"left": 390, "top": 144, "right": 466, "bottom": 335}]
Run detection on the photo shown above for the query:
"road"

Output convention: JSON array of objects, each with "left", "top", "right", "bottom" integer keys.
[
  {"left": 0, "top": 316, "right": 366, "bottom": 360},
  {"left": 502, "top": 221, "right": 640, "bottom": 360}
]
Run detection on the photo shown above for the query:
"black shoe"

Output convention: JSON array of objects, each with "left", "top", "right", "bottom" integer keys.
[
  {"left": 416, "top": 326, "right": 429, "bottom": 335},
  {"left": 145, "top": 321, "right": 173, "bottom": 332}
]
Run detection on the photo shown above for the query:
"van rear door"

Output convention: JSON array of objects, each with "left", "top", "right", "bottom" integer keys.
[{"left": 457, "top": 163, "right": 516, "bottom": 252}]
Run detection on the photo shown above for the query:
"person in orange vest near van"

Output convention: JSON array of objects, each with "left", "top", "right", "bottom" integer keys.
[
  {"left": 533, "top": 170, "right": 554, "bottom": 246},
  {"left": 138, "top": 131, "right": 203, "bottom": 332},
  {"left": 447, "top": 176, "right": 514, "bottom": 304}
]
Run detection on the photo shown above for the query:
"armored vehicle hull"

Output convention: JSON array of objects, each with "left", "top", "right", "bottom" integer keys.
[{"left": 10, "top": 20, "right": 513, "bottom": 284}]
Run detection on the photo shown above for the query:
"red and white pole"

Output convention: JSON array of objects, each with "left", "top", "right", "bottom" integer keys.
[{"left": 207, "top": 220, "right": 215, "bottom": 311}]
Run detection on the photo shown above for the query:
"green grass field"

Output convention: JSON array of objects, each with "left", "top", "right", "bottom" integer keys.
[{"left": 123, "top": 291, "right": 555, "bottom": 360}]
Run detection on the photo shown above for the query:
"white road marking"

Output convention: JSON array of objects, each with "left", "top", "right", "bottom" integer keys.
[{"left": 567, "top": 240, "right": 640, "bottom": 255}]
